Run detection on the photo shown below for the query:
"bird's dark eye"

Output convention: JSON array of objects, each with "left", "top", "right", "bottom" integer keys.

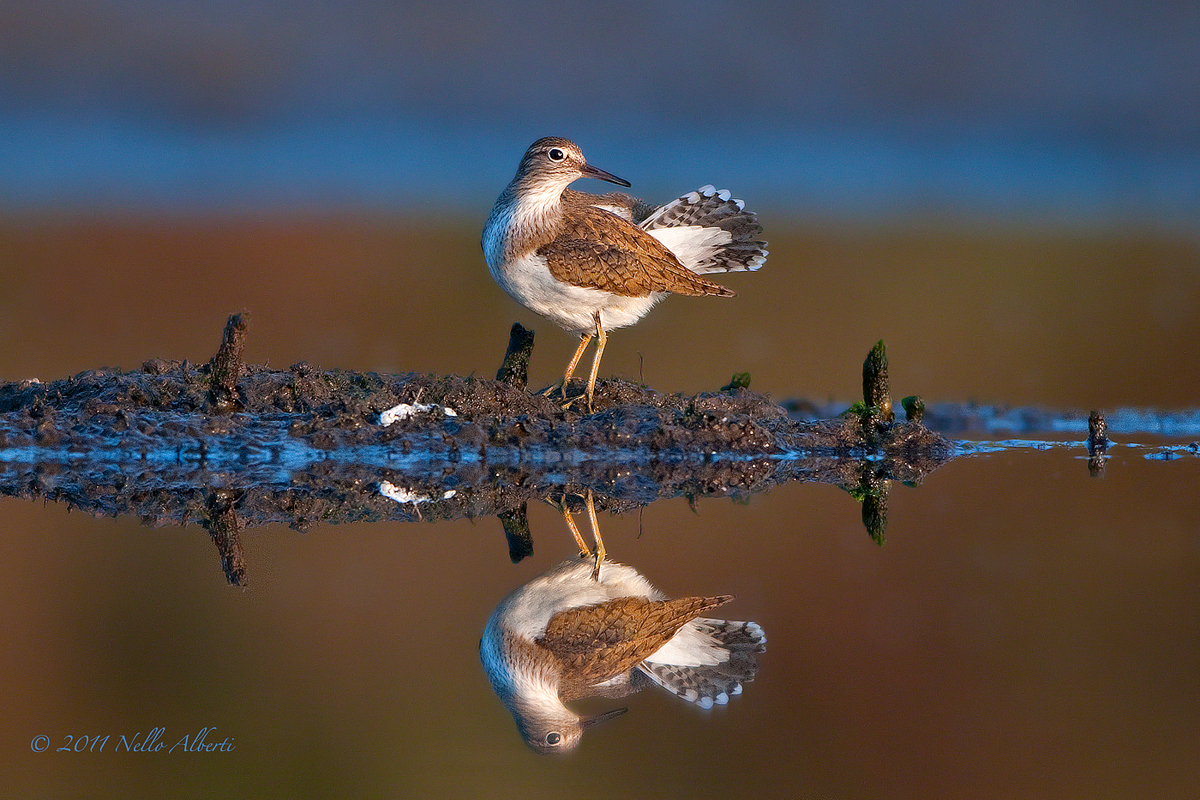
[
  {"left": 545, "top": 732, "right": 562, "bottom": 746},
  {"left": 547, "top": 148, "right": 565, "bottom": 162}
]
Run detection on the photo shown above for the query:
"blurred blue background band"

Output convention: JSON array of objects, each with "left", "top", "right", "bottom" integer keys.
[{"left": 3, "top": 1, "right": 1197, "bottom": 226}]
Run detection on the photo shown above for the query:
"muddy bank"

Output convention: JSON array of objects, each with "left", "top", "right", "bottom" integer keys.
[
  {"left": 1, "top": 316, "right": 948, "bottom": 448},
  {"left": 0, "top": 317, "right": 954, "bottom": 579}
]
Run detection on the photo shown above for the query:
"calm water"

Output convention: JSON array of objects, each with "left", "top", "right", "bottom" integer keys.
[
  {"left": 3, "top": 440, "right": 1197, "bottom": 798},
  {"left": 1, "top": 219, "right": 1198, "bottom": 798}
]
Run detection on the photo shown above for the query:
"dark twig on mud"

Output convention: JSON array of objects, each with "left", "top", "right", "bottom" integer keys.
[
  {"left": 496, "top": 322, "right": 536, "bottom": 389},
  {"left": 207, "top": 313, "right": 248, "bottom": 411}
]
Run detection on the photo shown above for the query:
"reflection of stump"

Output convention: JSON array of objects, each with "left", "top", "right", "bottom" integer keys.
[
  {"left": 204, "top": 490, "right": 247, "bottom": 586},
  {"left": 499, "top": 502, "right": 534, "bottom": 563},
  {"left": 861, "top": 482, "right": 889, "bottom": 546}
]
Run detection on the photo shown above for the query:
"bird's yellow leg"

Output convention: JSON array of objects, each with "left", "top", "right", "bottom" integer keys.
[
  {"left": 541, "top": 332, "right": 592, "bottom": 402},
  {"left": 584, "top": 315, "right": 607, "bottom": 414}
]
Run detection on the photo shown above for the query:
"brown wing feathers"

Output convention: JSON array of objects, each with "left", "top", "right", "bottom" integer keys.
[{"left": 539, "top": 207, "right": 735, "bottom": 299}]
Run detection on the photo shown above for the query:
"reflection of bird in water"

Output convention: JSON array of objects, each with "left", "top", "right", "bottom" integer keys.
[{"left": 480, "top": 492, "right": 766, "bottom": 754}]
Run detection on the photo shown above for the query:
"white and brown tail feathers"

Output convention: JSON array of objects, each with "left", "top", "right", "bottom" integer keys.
[
  {"left": 638, "top": 618, "right": 767, "bottom": 710},
  {"left": 640, "top": 185, "right": 768, "bottom": 275},
  {"left": 566, "top": 184, "right": 769, "bottom": 278}
]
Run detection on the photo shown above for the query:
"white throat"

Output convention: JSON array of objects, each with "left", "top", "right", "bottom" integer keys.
[{"left": 482, "top": 174, "right": 575, "bottom": 269}]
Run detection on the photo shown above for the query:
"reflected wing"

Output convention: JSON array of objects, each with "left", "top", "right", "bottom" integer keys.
[{"left": 537, "top": 595, "right": 732, "bottom": 690}]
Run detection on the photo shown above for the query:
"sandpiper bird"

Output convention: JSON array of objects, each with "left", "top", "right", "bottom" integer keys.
[
  {"left": 482, "top": 137, "right": 768, "bottom": 411},
  {"left": 480, "top": 494, "right": 767, "bottom": 754}
]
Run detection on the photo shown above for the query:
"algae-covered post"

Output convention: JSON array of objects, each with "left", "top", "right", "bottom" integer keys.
[
  {"left": 1087, "top": 410, "right": 1110, "bottom": 478},
  {"left": 862, "top": 339, "right": 894, "bottom": 437},
  {"left": 901, "top": 395, "right": 925, "bottom": 423}
]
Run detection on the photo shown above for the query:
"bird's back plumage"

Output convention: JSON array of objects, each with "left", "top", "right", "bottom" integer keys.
[{"left": 541, "top": 205, "right": 736, "bottom": 298}]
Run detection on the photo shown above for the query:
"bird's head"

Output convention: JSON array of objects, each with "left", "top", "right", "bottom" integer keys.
[{"left": 514, "top": 137, "right": 631, "bottom": 193}]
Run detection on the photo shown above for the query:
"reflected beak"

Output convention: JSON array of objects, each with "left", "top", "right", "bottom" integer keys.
[
  {"left": 580, "top": 163, "right": 632, "bottom": 188},
  {"left": 580, "top": 707, "right": 629, "bottom": 729}
]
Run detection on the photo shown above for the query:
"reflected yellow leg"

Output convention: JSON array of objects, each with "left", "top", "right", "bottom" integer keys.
[
  {"left": 561, "top": 502, "right": 591, "bottom": 558},
  {"left": 584, "top": 489, "right": 605, "bottom": 580},
  {"left": 559, "top": 490, "right": 606, "bottom": 580}
]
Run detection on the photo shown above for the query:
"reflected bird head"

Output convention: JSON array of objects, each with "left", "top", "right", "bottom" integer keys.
[{"left": 516, "top": 705, "right": 628, "bottom": 755}]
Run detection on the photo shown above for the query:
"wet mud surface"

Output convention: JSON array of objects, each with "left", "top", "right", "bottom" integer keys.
[{"left": 1, "top": 317, "right": 956, "bottom": 579}]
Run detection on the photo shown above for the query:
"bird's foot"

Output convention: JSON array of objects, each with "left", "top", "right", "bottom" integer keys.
[
  {"left": 537, "top": 378, "right": 566, "bottom": 399},
  {"left": 561, "top": 393, "right": 594, "bottom": 413},
  {"left": 540, "top": 380, "right": 593, "bottom": 412},
  {"left": 539, "top": 378, "right": 589, "bottom": 410}
]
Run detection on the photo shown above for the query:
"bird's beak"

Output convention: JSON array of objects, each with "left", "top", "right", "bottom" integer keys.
[
  {"left": 580, "top": 163, "right": 632, "bottom": 188},
  {"left": 580, "top": 707, "right": 629, "bottom": 729}
]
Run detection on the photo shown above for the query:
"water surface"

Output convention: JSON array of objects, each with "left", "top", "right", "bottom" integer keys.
[{"left": 1, "top": 219, "right": 1197, "bottom": 798}]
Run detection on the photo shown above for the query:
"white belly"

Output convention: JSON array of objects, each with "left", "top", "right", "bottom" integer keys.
[
  {"left": 489, "top": 558, "right": 663, "bottom": 641},
  {"left": 488, "top": 250, "right": 665, "bottom": 337}
]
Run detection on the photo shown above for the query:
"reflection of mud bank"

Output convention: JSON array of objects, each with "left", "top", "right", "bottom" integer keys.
[{"left": 0, "top": 317, "right": 954, "bottom": 535}]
